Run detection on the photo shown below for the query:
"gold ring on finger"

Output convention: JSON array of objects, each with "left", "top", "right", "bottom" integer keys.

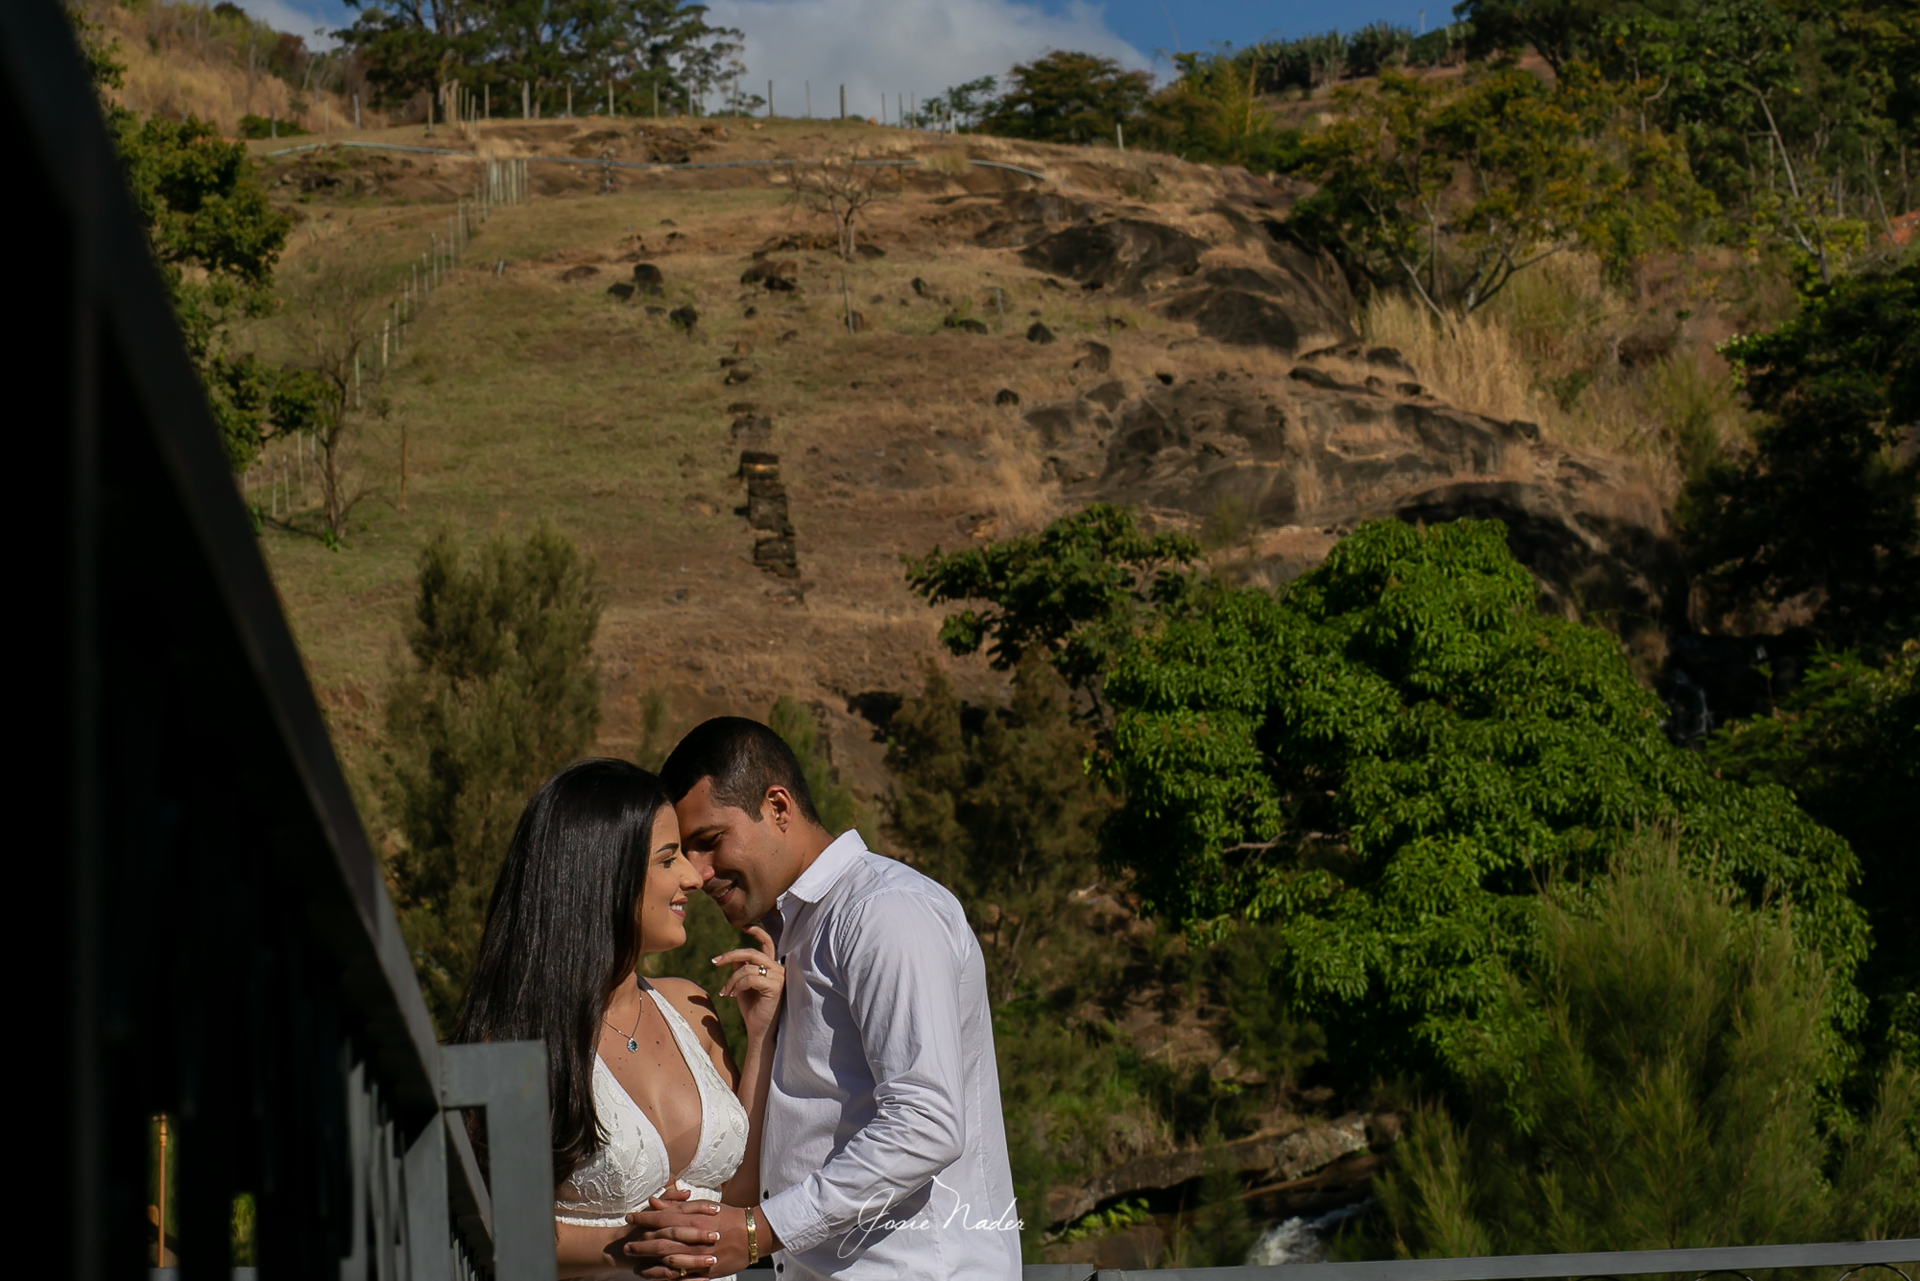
[{"left": 758, "top": 964, "right": 768, "bottom": 976}]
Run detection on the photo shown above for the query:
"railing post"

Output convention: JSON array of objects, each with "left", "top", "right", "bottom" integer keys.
[{"left": 440, "top": 1042, "right": 556, "bottom": 1281}]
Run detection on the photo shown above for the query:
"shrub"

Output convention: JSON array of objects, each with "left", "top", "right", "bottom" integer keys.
[
  {"left": 1681, "top": 262, "right": 1920, "bottom": 646},
  {"left": 1705, "top": 642, "right": 1920, "bottom": 1066},
  {"left": 381, "top": 523, "right": 603, "bottom": 1029},
  {"left": 1363, "top": 836, "right": 1920, "bottom": 1254}
]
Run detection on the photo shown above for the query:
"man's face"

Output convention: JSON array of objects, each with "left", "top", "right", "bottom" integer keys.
[{"left": 673, "top": 776, "right": 793, "bottom": 928}]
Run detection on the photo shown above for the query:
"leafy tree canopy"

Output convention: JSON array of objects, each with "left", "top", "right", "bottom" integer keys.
[
  {"left": 977, "top": 51, "right": 1152, "bottom": 145},
  {"left": 340, "top": 0, "right": 743, "bottom": 114},
  {"left": 1454, "top": 0, "right": 1917, "bottom": 272},
  {"left": 1095, "top": 518, "right": 1865, "bottom": 1081},
  {"left": 1681, "top": 262, "right": 1920, "bottom": 646},
  {"left": 1288, "top": 63, "right": 1702, "bottom": 316},
  {"left": 904, "top": 504, "right": 1199, "bottom": 702},
  {"left": 75, "top": 11, "right": 294, "bottom": 469}
]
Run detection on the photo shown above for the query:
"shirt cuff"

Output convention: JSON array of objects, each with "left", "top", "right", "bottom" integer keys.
[{"left": 759, "top": 1185, "right": 831, "bottom": 1258}]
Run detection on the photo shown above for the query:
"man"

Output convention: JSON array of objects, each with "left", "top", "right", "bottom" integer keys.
[{"left": 625, "top": 716, "right": 1021, "bottom": 1279}]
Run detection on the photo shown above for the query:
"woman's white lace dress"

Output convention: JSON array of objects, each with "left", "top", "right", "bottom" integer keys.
[{"left": 556, "top": 981, "right": 749, "bottom": 1280}]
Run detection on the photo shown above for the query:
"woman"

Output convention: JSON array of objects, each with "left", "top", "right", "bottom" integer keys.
[{"left": 454, "top": 759, "right": 782, "bottom": 1279}]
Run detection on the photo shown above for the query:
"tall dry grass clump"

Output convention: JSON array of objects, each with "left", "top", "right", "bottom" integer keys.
[
  {"left": 1362, "top": 292, "right": 1540, "bottom": 425},
  {"left": 1361, "top": 254, "right": 1755, "bottom": 488}
]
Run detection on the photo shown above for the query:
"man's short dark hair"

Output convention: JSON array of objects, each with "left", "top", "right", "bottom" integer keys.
[{"left": 660, "top": 717, "right": 822, "bottom": 826}]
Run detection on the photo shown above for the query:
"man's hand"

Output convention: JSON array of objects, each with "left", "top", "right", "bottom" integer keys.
[{"left": 623, "top": 1198, "right": 736, "bottom": 1279}]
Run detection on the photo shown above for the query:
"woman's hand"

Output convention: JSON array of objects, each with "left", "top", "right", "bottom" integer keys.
[{"left": 713, "top": 925, "right": 782, "bottom": 1043}]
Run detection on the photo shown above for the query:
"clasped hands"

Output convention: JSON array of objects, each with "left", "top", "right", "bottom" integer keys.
[{"left": 617, "top": 1189, "right": 752, "bottom": 1278}]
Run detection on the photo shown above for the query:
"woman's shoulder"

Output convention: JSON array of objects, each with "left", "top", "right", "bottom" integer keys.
[
  {"left": 646, "top": 976, "right": 711, "bottom": 1010},
  {"left": 647, "top": 978, "right": 733, "bottom": 1073},
  {"left": 648, "top": 977, "right": 722, "bottom": 1039}
]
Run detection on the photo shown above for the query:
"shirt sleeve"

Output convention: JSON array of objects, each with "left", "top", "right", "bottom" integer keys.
[{"left": 757, "top": 888, "right": 968, "bottom": 1255}]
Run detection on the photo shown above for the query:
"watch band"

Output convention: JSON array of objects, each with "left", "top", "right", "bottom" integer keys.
[{"left": 745, "top": 1205, "right": 759, "bottom": 1266}]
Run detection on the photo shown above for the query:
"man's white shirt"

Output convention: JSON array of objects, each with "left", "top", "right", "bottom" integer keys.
[{"left": 756, "top": 829, "right": 1022, "bottom": 1279}]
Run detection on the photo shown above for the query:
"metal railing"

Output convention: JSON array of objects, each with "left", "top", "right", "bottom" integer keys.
[
  {"left": 1024, "top": 1239, "right": 1918, "bottom": 1281},
  {"left": 6, "top": 2, "right": 560, "bottom": 1277}
]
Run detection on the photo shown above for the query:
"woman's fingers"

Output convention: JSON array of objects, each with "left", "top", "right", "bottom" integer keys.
[{"left": 710, "top": 947, "right": 772, "bottom": 970}]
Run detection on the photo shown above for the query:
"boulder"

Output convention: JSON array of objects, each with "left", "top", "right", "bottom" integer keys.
[
  {"left": 559, "top": 264, "right": 600, "bottom": 282},
  {"left": 1017, "top": 218, "right": 1207, "bottom": 294},
  {"left": 1026, "top": 321, "right": 1056, "bottom": 344},
  {"left": 1074, "top": 341, "right": 1112, "bottom": 373},
  {"left": 606, "top": 282, "right": 635, "bottom": 301},
  {"left": 741, "top": 258, "right": 798, "bottom": 290},
  {"left": 994, "top": 389, "right": 1021, "bottom": 406},
  {"left": 632, "top": 262, "right": 665, "bottom": 295},
  {"left": 668, "top": 304, "right": 699, "bottom": 331}
]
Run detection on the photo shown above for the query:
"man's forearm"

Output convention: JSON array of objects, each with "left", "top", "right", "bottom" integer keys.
[{"left": 756, "top": 1101, "right": 962, "bottom": 1256}]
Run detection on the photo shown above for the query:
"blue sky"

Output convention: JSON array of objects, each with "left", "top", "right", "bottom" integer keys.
[{"left": 244, "top": 0, "right": 1448, "bottom": 111}]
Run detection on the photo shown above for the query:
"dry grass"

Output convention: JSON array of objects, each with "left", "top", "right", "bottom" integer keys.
[
  {"left": 91, "top": 0, "right": 393, "bottom": 135},
  {"left": 1361, "top": 252, "right": 1758, "bottom": 491}
]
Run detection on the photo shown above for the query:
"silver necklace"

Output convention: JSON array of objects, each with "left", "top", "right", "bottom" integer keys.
[{"left": 603, "top": 997, "right": 643, "bottom": 1053}]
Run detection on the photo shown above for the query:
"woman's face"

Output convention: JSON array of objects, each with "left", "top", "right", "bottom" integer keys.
[{"left": 636, "top": 805, "right": 701, "bottom": 955}]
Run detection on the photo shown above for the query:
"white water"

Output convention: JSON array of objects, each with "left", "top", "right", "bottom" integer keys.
[{"left": 1245, "top": 1199, "right": 1376, "bottom": 1266}]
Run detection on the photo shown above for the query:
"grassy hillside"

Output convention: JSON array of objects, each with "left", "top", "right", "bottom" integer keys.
[{"left": 246, "top": 118, "right": 1280, "bottom": 804}]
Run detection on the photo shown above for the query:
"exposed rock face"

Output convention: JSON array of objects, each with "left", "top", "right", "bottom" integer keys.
[
  {"left": 1019, "top": 218, "right": 1209, "bottom": 293},
  {"left": 1023, "top": 368, "right": 1682, "bottom": 625},
  {"left": 960, "top": 191, "right": 1354, "bottom": 355},
  {"left": 1045, "top": 1113, "right": 1375, "bottom": 1230}
]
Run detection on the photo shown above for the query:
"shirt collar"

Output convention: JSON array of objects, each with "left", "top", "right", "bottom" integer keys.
[{"left": 779, "top": 828, "right": 867, "bottom": 909}]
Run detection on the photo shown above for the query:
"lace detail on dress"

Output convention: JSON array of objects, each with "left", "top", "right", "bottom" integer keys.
[{"left": 554, "top": 981, "right": 749, "bottom": 1278}]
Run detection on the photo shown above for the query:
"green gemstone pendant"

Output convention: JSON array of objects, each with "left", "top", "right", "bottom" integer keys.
[{"left": 627, "top": 1037, "right": 639, "bottom": 1053}]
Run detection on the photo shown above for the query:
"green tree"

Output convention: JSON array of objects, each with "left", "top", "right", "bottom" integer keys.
[
  {"left": 1093, "top": 518, "right": 1866, "bottom": 1082},
  {"left": 1681, "top": 262, "right": 1920, "bottom": 647},
  {"left": 1365, "top": 836, "right": 1920, "bottom": 1254},
  {"left": 75, "top": 10, "right": 294, "bottom": 469},
  {"left": 917, "top": 75, "right": 999, "bottom": 129},
  {"left": 1289, "top": 64, "right": 1700, "bottom": 317},
  {"left": 905, "top": 503, "right": 1199, "bottom": 707},
  {"left": 978, "top": 51, "right": 1151, "bottom": 144},
  {"left": 1706, "top": 642, "right": 1920, "bottom": 1066},
  {"left": 382, "top": 523, "right": 604, "bottom": 1029},
  {"left": 885, "top": 655, "right": 1117, "bottom": 1003},
  {"left": 1144, "top": 51, "right": 1295, "bottom": 170},
  {"left": 1457, "top": 0, "right": 1917, "bottom": 264}
]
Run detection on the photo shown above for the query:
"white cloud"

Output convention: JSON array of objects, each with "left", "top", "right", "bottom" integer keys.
[{"left": 704, "top": 0, "right": 1152, "bottom": 120}]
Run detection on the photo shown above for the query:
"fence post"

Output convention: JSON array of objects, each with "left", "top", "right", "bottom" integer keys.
[
  {"left": 768, "top": 79, "right": 774, "bottom": 117},
  {"left": 840, "top": 83, "right": 846, "bottom": 119}
]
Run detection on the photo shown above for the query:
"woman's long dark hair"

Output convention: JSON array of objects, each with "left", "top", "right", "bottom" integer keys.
[{"left": 453, "top": 758, "right": 668, "bottom": 1186}]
